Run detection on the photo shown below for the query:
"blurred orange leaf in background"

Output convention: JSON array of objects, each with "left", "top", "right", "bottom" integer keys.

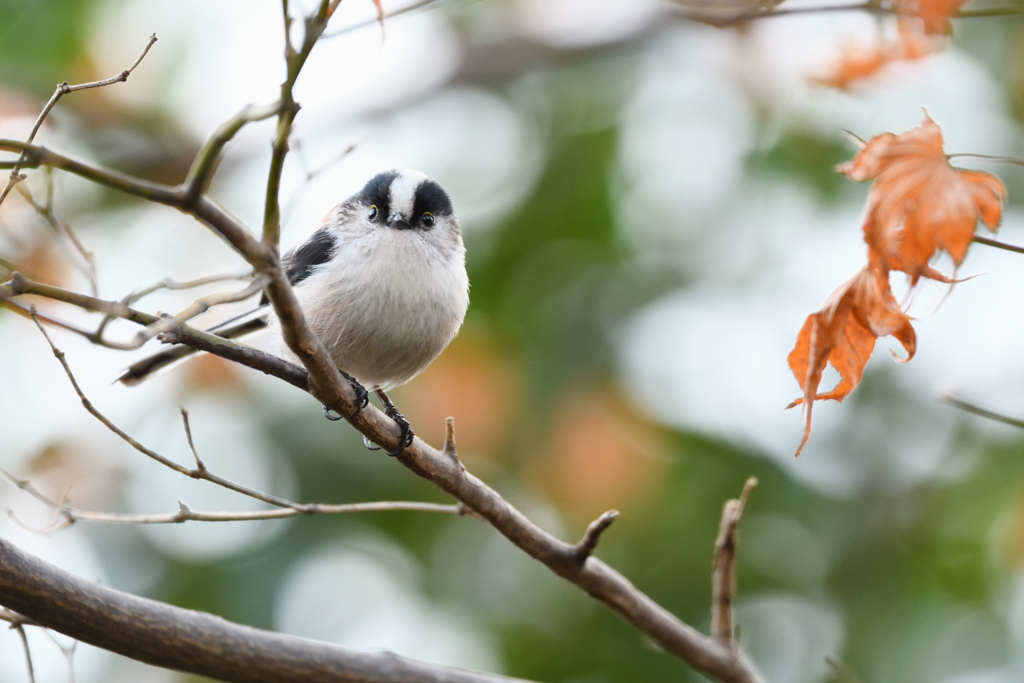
[
  {"left": 813, "top": 21, "right": 938, "bottom": 90},
  {"left": 536, "top": 388, "right": 665, "bottom": 521},
  {"left": 402, "top": 332, "right": 521, "bottom": 459},
  {"left": 895, "top": 0, "right": 966, "bottom": 35}
]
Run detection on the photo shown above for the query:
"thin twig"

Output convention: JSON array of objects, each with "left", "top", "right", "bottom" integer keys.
[
  {"left": 28, "top": 309, "right": 316, "bottom": 512},
  {"left": 443, "top": 416, "right": 463, "bottom": 467},
  {"left": 15, "top": 171, "right": 98, "bottom": 296},
  {"left": 182, "top": 101, "right": 283, "bottom": 203},
  {"left": 948, "top": 152, "right": 1024, "bottom": 167},
  {"left": 45, "top": 501, "right": 462, "bottom": 525},
  {"left": 95, "top": 269, "right": 254, "bottom": 340},
  {"left": 972, "top": 235, "right": 1024, "bottom": 255},
  {"left": 14, "top": 623, "right": 36, "bottom": 683},
  {"left": 44, "top": 631, "right": 77, "bottom": 683},
  {"left": 323, "top": 0, "right": 447, "bottom": 39},
  {"left": 281, "top": 139, "right": 358, "bottom": 227},
  {"left": 941, "top": 393, "right": 1024, "bottom": 429},
  {"left": 262, "top": 0, "right": 337, "bottom": 250},
  {"left": 98, "top": 275, "right": 268, "bottom": 351},
  {"left": 711, "top": 478, "right": 758, "bottom": 646},
  {"left": 2, "top": 274, "right": 306, "bottom": 386},
  {"left": 0, "top": 461, "right": 460, "bottom": 527},
  {"left": 0, "top": 297, "right": 105, "bottom": 342},
  {"left": 0, "top": 608, "right": 41, "bottom": 628},
  {"left": 574, "top": 510, "right": 620, "bottom": 564},
  {"left": 0, "top": 34, "right": 157, "bottom": 208}
]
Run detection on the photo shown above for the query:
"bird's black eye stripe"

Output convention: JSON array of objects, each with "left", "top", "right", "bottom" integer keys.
[
  {"left": 357, "top": 170, "right": 397, "bottom": 220},
  {"left": 412, "top": 180, "right": 453, "bottom": 221}
]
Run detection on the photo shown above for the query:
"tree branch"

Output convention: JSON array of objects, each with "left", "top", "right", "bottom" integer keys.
[
  {"left": 4, "top": 268, "right": 766, "bottom": 681},
  {"left": 0, "top": 537, "right": 534, "bottom": 683}
]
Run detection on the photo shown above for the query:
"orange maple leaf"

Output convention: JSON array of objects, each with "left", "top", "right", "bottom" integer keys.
[
  {"left": 838, "top": 113, "right": 1005, "bottom": 283},
  {"left": 788, "top": 266, "right": 916, "bottom": 456}
]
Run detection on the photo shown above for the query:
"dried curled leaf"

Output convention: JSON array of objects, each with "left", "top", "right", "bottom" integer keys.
[
  {"left": 838, "top": 113, "right": 1005, "bottom": 283},
  {"left": 788, "top": 266, "right": 916, "bottom": 456}
]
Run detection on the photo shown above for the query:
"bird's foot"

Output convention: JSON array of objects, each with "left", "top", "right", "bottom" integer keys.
[
  {"left": 321, "top": 372, "right": 369, "bottom": 421},
  {"left": 365, "top": 387, "right": 414, "bottom": 457}
]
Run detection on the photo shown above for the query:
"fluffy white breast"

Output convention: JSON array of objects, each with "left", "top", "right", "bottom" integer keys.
[{"left": 285, "top": 222, "right": 468, "bottom": 390}]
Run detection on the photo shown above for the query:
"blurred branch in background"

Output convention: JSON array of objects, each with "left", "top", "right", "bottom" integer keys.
[
  {"left": 14, "top": 169, "right": 98, "bottom": 296},
  {"left": 943, "top": 393, "right": 1024, "bottom": 430},
  {"left": 668, "top": 0, "right": 1024, "bottom": 27}
]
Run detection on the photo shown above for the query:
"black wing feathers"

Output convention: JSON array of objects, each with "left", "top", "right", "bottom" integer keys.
[{"left": 284, "top": 227, "right": 338, "bottom": 286}]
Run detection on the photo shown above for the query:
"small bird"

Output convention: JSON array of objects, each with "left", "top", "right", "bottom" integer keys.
[{"left": 119, "top": 169, "right": 470, "bottom": 454}]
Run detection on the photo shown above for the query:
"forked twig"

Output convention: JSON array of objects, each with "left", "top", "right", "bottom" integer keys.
[
  {"left": 0, "top": 34, "right": 158, "bottom": 208},
  {"left": 15, "top": 171, "right": 98, "bottom": 296},
  {"left": 28, "top": 308, "right": 312, "bottom": 511},
  {"left": 100, "top": 274, "right": 268, "bottom": 351},
  {"left": 95, "top": 269, "right": 254, "bottom": 339}
]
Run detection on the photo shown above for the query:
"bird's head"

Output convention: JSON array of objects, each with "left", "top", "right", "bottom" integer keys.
[{"left": 354, "top": 169, "right": 457, "bottom": 236}]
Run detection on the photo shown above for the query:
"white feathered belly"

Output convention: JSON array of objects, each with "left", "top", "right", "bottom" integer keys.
[{"left": 273, "top": 232, "right": 468, "bottom": 390}]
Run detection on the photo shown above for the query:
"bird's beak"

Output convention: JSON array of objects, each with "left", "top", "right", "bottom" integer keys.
[{"left": 387, "top": 212, "right": 411, "bottom": 230}]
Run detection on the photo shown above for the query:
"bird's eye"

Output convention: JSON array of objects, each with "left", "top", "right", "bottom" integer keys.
[
  {"left": 421, "top": 212, "right": 434, "bottom": 227},
  {"left": 368, "top": 205, "right": 378, "bottom": 220}
]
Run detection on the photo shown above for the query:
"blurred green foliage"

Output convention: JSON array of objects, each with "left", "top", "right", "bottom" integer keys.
[{"left": 0, "top": 0, "right": 93, "bottom": 90}]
